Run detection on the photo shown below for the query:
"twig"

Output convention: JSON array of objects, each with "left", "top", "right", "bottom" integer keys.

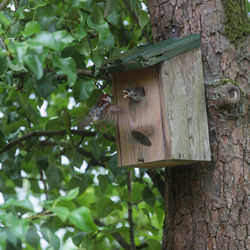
[
  {"left": 76, "top": 69, "right": 103, "bottom": 79},
  {"left": 122, "top": 0, "right": 150, "bottom": 42},
  {"left": 0, "top": 0, "right": 10, "bottom": 10},
  {"left": 127, "top": 170, "right": 136, "bottom": 250},
  {"left": 94, "top": 219, "right": 131, "bottom": 250},
  {"left": 77, "top": 147, "right": 111, "bottom": 167},
  {"left": 0, "top": 129, "right": 115, "bottom": 154}
]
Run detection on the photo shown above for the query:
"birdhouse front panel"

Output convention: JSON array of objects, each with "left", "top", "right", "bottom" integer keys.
[{"left": 113, "top": 66, "right": 167, "bottom": 167}]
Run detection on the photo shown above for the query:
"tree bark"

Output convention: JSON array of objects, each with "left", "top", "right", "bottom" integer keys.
[{"left": 146, "top": 0, "right": 249, "bottom": 249}]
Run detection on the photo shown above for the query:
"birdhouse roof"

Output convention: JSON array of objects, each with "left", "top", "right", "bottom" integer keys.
[{"left": 101, "top": 34, "right": 200, "bottom": 74}]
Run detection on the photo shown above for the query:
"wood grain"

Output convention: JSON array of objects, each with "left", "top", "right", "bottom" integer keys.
[
  {"left": 113, "top": 66, "right": 166, "bottom": 167},
  {"left": 159, "top": 48, "right": 211, "bottom": 161}
]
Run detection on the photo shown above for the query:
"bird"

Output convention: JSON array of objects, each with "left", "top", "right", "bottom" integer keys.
[
  {"left": 123, "top": 87, "right": 145, "bottom": 102},
  {"left": 79, "top": 94, "right": 120, "bottom": 129}
]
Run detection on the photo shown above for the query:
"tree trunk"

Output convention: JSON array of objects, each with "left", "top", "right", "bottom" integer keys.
[{"left": 146, "top": 0, "right": 249, "bottom": 249}]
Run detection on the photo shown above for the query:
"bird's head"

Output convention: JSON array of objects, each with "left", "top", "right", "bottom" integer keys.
[
  {"left": 123, "top": 87, "right": 145, "bottom": 102},
  {"left": 99, "top": 94, "right": 113, "bottom": 103}
]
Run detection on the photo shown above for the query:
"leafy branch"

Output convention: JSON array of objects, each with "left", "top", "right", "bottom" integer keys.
[
  {"left": 95, "top": 219, "right": 131, "bottom": 249},
  {"left": 122, "top": 0, "right": 150, "bottom": 42},
  {"left": 0, "top": 129, "right": 115, "bottom": 154}
]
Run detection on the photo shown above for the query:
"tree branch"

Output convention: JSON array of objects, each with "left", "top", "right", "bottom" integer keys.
[
  {"left": 0, "top": 0, "right": 10, "bottom": 10},
  {"left": 94, "top": 219, "right": 131, "bottom": 250},
  {"left": 76, "top": 69, "right": 108, "bottom": 79},
  {"left": 0, "top": 129, "right": 115, "bottom": 155},
  {"left": 127, "top": 170, "right": 136, "bottom": 250},
  {"left": 77, "top": 147, "right": 111, "bottom": 168},
  {"left": 122, "top": 0, "right": 150, "bottom": 42}
]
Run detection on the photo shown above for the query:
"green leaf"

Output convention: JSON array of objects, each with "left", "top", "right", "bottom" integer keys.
[
  {"left": 108, "top": 155, "right": 127, "bottom": 178},
  {"left": 138, "top": 10, "right": 149, "bottom": 29},
  {"left": 0, "top": 231, "right": 6, "bottom": 250},
  {"left": 6, "top": 119, "right": 30, "bottom": 133},
  {"left": 142, "top": 186, "right": 155, "bottom": 207},
  {"left": 97, "top": 175, "right": 109, "bottom": 195},
  {"left": 147, "top": 239, "right": 162, "bottom": 249},
  {"left": 51, "top": 206, "right": 69, "bottom": 222},
  {"left": 26, "top": 227, "right": 40, "bottom": 248},
  {"left": 0, "top": 56, "right": 7, "bottom": 75},
  {"left": 95, "top": 197, "right": 115, "bottom": 218},
  {"left": 13, "top": 42, "right": 27, "bottom": 64},
  {"left": 40, "top": 228, "right": 60, "bottom": 250},
  {"left": 24, "top": 53, "right": 43, "bottom": 79},
  {"left": 36, "top": 72, "right": 57, "bottom": 99},
  {"left": 61, "top": 187, "right": 79, "bottom": 201},
  {"left": 0, "top": 82, "right": 7, "bottom": 94},
  {"left": 1, "top": 198, "right": 33, "bottom": 211},
  {"left": 91, "top": 51, "right": 102, "bottom": 69},
  {"left": 73, "top": 78, "right": 95, "bottom": 102},
  {"left": 69, "top": 207, "right": 97, "bottom": 232},
  {"left": 45, "top": 117, "right": 63, "bottom": 130},
  {"left": 0, "top": 11, "right": 10, "bottom": 28},
  {"left": 68, "top": 174, "right": 93, "bottom": 193},
  {"left": 30, "top": 31, "right": 74, "bottom": 51},
  {"left": 132, "top": 183, "right": 145, "bottom": 203},
  {"left": 72, "top": 232, "right": 88, "bottom": 247},
  {"left": 142, "top": 208, "right": 151, "bottom": 222},
  {"left": 62, "top": 109, "right": 71, "bottom": 136},
  {"left": 73, "top": 11, "right": 87, "bottom": 41},
  {"left": 5, "top": 213, "right": 29, "bottom": 240},
  {"left": 87, "top": 16, "right": 114, "bottom": 49},
  {"left": 22, "top": 21, "right": 41, "bottom": 37},
  {"left": 71, "top": 0, "right": 96, "bottom": 12},
  {"left": 6, "top": 57, "right": 25, "bottom": 71},
  {"left": 52, "top": 54, "right": 77, "bottom": 85}
]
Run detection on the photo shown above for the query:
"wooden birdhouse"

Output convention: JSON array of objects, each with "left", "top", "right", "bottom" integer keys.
[{"left": 101, "top": 34, "right": 211, "bottom": 168}]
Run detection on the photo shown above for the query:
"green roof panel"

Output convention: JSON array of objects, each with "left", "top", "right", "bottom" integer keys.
[{"left": 101, "top": 34, "right": 201, "bottom": 74}]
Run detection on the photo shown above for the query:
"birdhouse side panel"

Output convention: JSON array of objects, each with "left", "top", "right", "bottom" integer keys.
[
  {"left": 158, "top": 48, "right": 211, "bottom": 161},
  {"left": 113, "top": 66, "right": 166, "bottom": 167}
]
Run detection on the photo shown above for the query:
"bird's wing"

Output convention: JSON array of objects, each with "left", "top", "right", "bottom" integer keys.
[{"left": 101, "top": 104, "right": 120, "bottom": 124}]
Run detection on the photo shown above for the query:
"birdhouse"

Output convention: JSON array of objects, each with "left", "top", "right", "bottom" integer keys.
[{"left": 101, "top": 34, "right": 211, "bottom": 168}]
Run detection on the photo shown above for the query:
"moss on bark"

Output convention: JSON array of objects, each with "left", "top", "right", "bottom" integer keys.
[{"left": 221, "top": 0, "right": 250, "bottom": 46}]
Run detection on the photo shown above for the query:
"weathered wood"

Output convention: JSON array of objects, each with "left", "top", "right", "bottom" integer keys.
[
  {"left": 113, "top": 66, "right": 166, "bottom": 167},
  {"left": 113, "top": 47, "right": 211, "bottom": 168},
  {"left": 158, "top": 47, "right": 211, "bottom": 161}
]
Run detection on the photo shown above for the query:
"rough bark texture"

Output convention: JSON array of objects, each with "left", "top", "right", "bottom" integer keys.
[{"left": 146, "top": 0, "right": 250, "bottom": 249}]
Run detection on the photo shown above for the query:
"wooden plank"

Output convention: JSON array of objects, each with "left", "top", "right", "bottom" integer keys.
[
  {"left": 113, "top": 66, "right": 166, "bottom": 167},
  {"left": 123, "top": 159, "right": 210, "bottom": 169},
  {"left": 158, "top": 48, "right": 211, "bottom": 161},
  {"left": 101, "top": 34, "right": 201, "bottom": 74}
]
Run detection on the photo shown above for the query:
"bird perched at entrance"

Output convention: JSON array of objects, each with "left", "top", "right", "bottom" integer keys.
[
  {"left": 123, "top": 87, "right": 145, "bottom": 102},
  {"left": 79, "top": 94, "right": 120, "bottom": 129}
]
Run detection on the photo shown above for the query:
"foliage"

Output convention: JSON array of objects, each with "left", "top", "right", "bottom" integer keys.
[{"left": 0, "top": 0, "right": 164, "bottom": 249}]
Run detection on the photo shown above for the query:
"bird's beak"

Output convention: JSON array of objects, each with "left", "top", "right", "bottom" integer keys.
[{"left": 123, "top": 90, "right": 129, "bottom": 98}]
